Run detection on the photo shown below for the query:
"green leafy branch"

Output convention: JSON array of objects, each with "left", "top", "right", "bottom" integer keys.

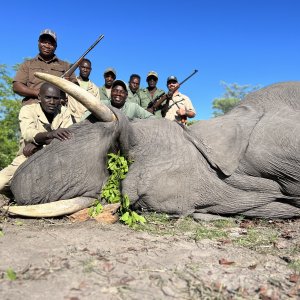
[
  {"left": 99, "top": 152, "right": 145, "bottom": 226},
  {"left": 88, "top": 199, "right": 103, "bottom": 217},
  {"left": 100, "top": 153, "right": 128, "bottom": 203},
  {"left": 119, "top": 194, "right": 146, "bottom": 227}
]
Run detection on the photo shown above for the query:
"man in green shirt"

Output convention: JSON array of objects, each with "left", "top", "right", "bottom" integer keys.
[
  {"left": 102, "top": 80, "right": 155, "bottom": 120},
  {"left": 126, "top": 74, "right": 149, "bottom": 109},
  {"left": 140, "top": 71, "right": 166, "bottom": 118},
  {"left": 83, "top": 80, "right": 155, "bottom": 121},
  {"left": 99, "top": 67, "right": 116, "bottom": 100}
]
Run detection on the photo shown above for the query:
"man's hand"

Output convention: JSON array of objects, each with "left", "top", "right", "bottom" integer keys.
[
  {"left": 146, "top": 107, "right": 155, "bottom": 114},
  {"left": 176, "top": 107, "right": 187, "bottom": 116},
  {"left": 50, "top": 128, "right": 72, "bottom": 141},
  {"left": 23, "top": 143, "right": 42, "bottom": 157},
  {"left": 34, "top": 128, "right": 73, "bottom": 146}
]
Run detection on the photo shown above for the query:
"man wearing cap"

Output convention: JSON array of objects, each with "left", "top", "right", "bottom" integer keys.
[
  {"left": 164, "top": 75, "right": 196, "bottom": 124},
  {"left": 141, "top": 71, "right": 166, "bottom": 118},
  {"left": 99, "top": 67, "right": 116, "bottom": 101},
  {"left": 84, "top": 80, "right": 154, "bottom": 121},
  {"left": 13, "top": 29, "right": 78, "bottom": 105},
  {"left": 126, "top": 74, "right": 149, "bottom": 109}
]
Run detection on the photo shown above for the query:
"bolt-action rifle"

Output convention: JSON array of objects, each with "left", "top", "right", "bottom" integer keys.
[
  {"left": 146, "top": 69, "right": 198, "bottom": 115},
  {"left": 61, "top": 34, "right": 104, "bottom": 78}
]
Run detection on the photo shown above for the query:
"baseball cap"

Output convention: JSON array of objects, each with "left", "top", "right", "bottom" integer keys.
[
  {"left": 104, "top": 67, "right": 117, "bottom": 77},
  {"left": 167, "top": 75, "right": 178, "bottom": 83},
  {"left": 39, "top": 29, "right": 57, "bottom": 42},
  {"left": 147, "top": 71, "right": 158, "bottom": 80},
  {"left": 112, "top": 80, "right": 127, "bottom": 92}
]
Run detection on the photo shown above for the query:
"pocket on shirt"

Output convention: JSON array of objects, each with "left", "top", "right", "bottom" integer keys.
[
  {"left": 50, "top": 65, "right": 67, "bottom": 76},
  {"left": 28, "top": 66, "right": 46, "bottom": 85}
]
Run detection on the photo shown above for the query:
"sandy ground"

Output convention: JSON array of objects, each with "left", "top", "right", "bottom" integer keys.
[{"left": 1, "top": 211, "right": 300, "bottom": 300}]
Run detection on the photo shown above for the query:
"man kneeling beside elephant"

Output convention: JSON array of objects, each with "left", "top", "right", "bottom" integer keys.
[{"left": 0, "top": 83, "right": 74, "bottom": 191}]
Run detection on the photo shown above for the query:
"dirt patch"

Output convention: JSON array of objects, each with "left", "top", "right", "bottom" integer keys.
[{"left": 1, "top": 200, "right": 300, "bottom": 299}]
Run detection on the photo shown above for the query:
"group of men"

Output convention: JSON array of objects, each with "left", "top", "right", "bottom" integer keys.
[
  {"left": 98, "top": 68, "right": 196, "bottom": 122},
  {"left": 0, "top": 28, "right": 196, "bottom": 192}
]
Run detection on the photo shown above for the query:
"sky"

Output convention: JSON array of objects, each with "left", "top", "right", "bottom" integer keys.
[{"left": 1, "top": 0, "right": 300, "bottom": 120}]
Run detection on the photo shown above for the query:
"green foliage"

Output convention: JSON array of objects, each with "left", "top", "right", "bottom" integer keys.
[
  {"left": 212, "top": 81, "right": 260, "bottom": 117},
  {"left": 101, "top": 152, "right": 145, "bottom": 226},
  {"left": 120, "top": 195, "right": 146, "bottom": 227},
  {"left": 88, "top": 199, "right": 103, "bottom": 217},
  {"left": 6, "top": 268, "right": 17, "bottom": 280},
  {"left": 0, "top": 64, "right": 21, "bottom": 169},
  {"left": 101, "top": 153, "right": 130, "bottom": 203}
]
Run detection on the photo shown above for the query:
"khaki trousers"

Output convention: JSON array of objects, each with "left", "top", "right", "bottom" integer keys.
[{"left": 0, "top": 155, "right": 27, "bottom": 191}]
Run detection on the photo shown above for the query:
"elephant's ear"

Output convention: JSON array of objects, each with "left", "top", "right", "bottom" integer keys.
[{"left": 188, "top": 105, "right": 261, "bottom": 176}]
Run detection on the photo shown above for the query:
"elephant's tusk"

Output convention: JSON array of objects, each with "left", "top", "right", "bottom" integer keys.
[
  {"left": 2, "top": 197, "right": 95, "bottom": 217},
  {"left": 34, "top": 72, "right": 116, "bottom": 122}
]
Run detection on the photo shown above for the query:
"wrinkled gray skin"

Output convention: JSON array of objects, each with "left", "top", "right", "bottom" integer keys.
[{"left": 11, "top": 82, "right": 300, "bottom": 218}]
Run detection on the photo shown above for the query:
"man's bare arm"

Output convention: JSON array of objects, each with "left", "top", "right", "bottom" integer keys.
[
  {"left": 34, "top": 128, "right": 72, "bottom": 145},
  {"left": 13, "top": 82, "right": 39, "bottom": 98}
]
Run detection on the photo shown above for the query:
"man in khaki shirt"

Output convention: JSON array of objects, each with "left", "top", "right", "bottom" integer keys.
[
  {"left": 0, "top": 83, "right": 74, "bottom": 192},
  {"left": 164, "top": 75, "right": 196, "bottom": 124},
  {"left": 68, "top": 58, "right": 100, "bottom": 122}
]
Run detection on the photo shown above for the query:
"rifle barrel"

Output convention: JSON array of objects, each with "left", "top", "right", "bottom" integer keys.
[
  {"left": 178, "top": 69, "right": 198, "bottom": 86},
  {"left": 62, "top": 34, "right": 105, "bottom": 78},
  {"left": 80, "top": 34, "right": 104, "bottom": 58}
]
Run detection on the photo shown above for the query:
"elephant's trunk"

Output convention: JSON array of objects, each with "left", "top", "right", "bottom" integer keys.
[{"left": 34, "top": 72, "right": 116, "bottom": 122}]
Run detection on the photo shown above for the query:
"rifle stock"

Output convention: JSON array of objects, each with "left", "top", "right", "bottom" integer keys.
[
  {"left": 147, "top": 92, "right": 167, "bottom": 111},
  {"left": 62, "top": 34, "right": 104, "bottom": 78}
]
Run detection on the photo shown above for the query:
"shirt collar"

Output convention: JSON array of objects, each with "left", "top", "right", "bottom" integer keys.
[{"left": 37, "top": 54, "right": 59, "bottom": 63}]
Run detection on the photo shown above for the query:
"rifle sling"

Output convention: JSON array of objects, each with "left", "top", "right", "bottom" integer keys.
[{"left": 167, "top": 98, "right": 185, "bottom": 110}]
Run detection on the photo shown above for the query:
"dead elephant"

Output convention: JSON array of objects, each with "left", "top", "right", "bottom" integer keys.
[{"left": 9, "top": 74, "right": 300, "bottom": 218}]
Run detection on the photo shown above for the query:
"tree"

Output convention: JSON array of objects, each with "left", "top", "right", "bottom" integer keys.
[
  {"left": 212, "top": 81, "right": 260, "bottom": 117},
  {"left": 0, "top": 64, "right": 21, "bottom": 169}
]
